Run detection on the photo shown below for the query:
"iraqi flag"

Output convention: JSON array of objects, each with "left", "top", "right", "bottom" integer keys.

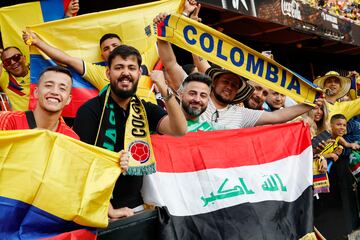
[{"left": 144, "top": 122, "right": 314, "bottom": 239}]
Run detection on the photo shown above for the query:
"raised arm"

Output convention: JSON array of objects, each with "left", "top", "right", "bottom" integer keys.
[
  {"left": 192, "top": 54, "right": 211, "bottom": 73},
  {"left": 150, "top": 70, "right": 187, "bottom": 136},
  {"left": 339, "top": 137, "right": 360, "bottom": 150},
  {"left": 255, "top": 98, "right": 324, "bottom": 126},
  {"left": 188, "top": 3, "right": 211, "bottom": 74},
  {"left": 154, "top": 13, "right": 187, "bottom": 91},
  {"left": 22, "top": 31, "right": 84, "bottom": 75}
]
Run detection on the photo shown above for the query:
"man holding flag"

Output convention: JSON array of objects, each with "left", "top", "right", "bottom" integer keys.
[{"left": 73, "top": 45, "right": 187, "bottom": 219}]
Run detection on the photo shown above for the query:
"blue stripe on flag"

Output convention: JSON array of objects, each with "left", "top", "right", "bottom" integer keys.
[
  {"left": 40, "top": 0, "right": 66, "bottom": 22},
  {"left": 30, "top": 55, "right": 97, "bottom": 89},
  {"left": 0, "top": 196, "right": 96, "bottom": 240}
]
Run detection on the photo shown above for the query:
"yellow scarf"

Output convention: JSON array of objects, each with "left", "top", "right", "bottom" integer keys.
[
  {"left": 95, "top": 86, "right": 155, "bottom": 175},
  {"left": 155, "top": 13, "right": 322, "bottom": 106}
]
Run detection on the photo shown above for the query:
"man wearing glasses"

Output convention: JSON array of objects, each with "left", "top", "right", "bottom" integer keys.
[{"left": 0, "top": 47, "right": 30, "bottom": 111}]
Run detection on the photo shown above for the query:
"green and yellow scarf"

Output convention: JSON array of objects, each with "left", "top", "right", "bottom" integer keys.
[{"left": 95, "top": 86, "right": 155, "bottom": 175}]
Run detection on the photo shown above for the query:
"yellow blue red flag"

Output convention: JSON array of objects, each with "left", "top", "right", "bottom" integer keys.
[
  {"left": 27, "top": 0, "right": 183, "bottom": 117},
  {"left": 0, "top": 0, "right": 75, "bottom": 58},
  {"left": 0, "top": 130, "right": 121, "bottom": 239}
]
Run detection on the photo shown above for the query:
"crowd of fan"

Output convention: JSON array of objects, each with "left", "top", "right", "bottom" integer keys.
[
  {"left": 1, "top": 0, "right": 360, "bottom": 239},
  {"left": 306, "top": 0, "right": 360, "bottom": 24}
]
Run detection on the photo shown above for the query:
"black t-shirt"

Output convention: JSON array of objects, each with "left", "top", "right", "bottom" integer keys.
[{"left": 73, "top": 95, "right": 167, "bottom": 208}]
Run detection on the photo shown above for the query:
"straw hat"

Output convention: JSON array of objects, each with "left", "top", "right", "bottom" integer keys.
[
  {"left": 313, "top": 71, "right": 351, "bottom": 99},
  {"left": 206, "top": 67, "right": 254, "bottom": 103}
]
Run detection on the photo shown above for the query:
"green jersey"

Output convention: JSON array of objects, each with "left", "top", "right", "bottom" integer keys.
[{"left": 187, "top": 119, "right": 215, "bottom": 132}]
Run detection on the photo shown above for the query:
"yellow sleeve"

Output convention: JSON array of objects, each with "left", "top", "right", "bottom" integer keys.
[
  {"left": 82, "top": 61, "right": 109, "bottom": 91},
  {"left": 0, "top": 68, "right": 8, "bottom": 90},
  {"left": 327, "top": 98, "right": 360, "bottom": 120}
]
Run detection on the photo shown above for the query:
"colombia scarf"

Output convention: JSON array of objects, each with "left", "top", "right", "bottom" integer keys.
[
  {"left": 95, "top": 86, "right": 155, "bottom": 175},
  {"left": 313, "top": 137, "right": 340, "bottom": 194}
]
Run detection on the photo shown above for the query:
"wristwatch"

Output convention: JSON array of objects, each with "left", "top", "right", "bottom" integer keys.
[{"left": 163, "top": 87, "right": 174, "bottom": 101}]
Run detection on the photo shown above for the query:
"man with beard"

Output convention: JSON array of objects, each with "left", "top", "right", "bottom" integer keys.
[
  {"left": 151, "top": 70, "right": 213, "bottom": 131},
  {"left": 155, "top": 13, "right": 323, "bottom": 129},
  {"left": 178, "top": 72, "right": 214, "bottom": 131},
  {"left": 243, "top": 81, "right": 269, "bottom": 110},
  {"left": 0, "top": 46, "right": 30, "bottom": 111},
  {"left": 73, "top": 45, "right": 187, "bottom": 220},
  {"left": 0, "top": 66, "right": 77, "bottom": 139}
]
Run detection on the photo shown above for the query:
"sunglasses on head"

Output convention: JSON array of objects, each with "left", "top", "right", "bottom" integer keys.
[{"left": 2, "top": 54, "right": 22, "bottom": 67}]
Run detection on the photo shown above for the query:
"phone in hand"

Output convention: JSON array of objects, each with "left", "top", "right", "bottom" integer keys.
[{"left": 312, "top": 131, "right": 332, "bottom": 149}]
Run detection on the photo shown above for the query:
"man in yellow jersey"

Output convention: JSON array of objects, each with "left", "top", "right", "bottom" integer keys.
[
  {"left": 314, "top": 71, "right": 360, "bottom": 121},
  {"left": 0, "top": 46, "right": 30, "bottom": 111}
]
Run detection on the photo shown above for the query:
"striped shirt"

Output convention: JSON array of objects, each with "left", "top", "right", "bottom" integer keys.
[{"left": 200, "top": 99, "right": 263, "bottom": 129}]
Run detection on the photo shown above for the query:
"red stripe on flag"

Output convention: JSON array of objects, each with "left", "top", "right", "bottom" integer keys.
[
  {"left": 351, "top": 161, "right": 360, "bottom": 172},
  {"left": 313, "top": 176, "right": 328, "bottom": 182},
  {"left": 29, "top": 84, "right": 98, "bottom": 118},
  {"left": 41, "top": 229, "right": 96, "bottom": 240},
  {"left": 151, "top": 122, "right": 311, "bottom": 173}
]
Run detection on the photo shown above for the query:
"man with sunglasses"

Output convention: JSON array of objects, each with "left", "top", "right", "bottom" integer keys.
[{"left": 0, "top": 46, "right": 30, "bottom": 111}]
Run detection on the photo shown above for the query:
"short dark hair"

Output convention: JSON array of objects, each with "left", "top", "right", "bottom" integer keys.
[
  {"left": 38, "top": 66, "right": 73, "bottom": 85},
  {"left": 181, "top": 72, "right": 212, "bottom": 89},
  {"left": 330, "top": 113, "right": 347, "bottom": 123},
  {"left": 108, "top": 45, "right": 142, "bottom": 67},
  {"left": 99, "top": 33, "right": 122, "bottom": 47},
  {"left": 1, "top": 46, "right": 22, "bottom": 60}
]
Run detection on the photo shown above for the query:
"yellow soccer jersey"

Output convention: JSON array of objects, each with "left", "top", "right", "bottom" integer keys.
[
  {"left": 326, "top": 98, "right": 360, "bottom": 121},
  {"left": 0, "top": 68, "right": 30, "bottom": 111},
  {"left": 83, "top": 61, "right": 109, "bottom": 91}
]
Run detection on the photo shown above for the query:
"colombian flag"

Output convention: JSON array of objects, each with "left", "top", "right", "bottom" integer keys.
[
  {"left": 26, "top": 0, "right": 183, "bottom": 117},
  {"left": 0, "top": 130, "right": 121, "bottom": 239},
  {"left": 0, "top": 0, "right": 74, "bottom": 58}
]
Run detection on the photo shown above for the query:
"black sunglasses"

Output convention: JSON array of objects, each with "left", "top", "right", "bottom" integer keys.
[{"left": 2, "top": 54, "right": 22, "bottom": 67}]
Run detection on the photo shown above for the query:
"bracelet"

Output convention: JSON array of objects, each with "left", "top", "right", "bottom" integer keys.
[
  {"left": 182, "top": 12, "right": 188, "bottom": 17},
  {"left": 163, "top": 87, "right": 174, "bottom": 101}
]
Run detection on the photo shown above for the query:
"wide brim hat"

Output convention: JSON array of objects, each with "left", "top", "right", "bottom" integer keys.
[
  {"left": 313, "top": 71, "right": 351, "bottom": 100},
  {"left": 205, "top": 67, "right": 254, "bottom": 104}
]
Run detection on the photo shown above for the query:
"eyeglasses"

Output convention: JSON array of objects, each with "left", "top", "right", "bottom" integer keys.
[
  {"left": 2, "top": 54, "right": 22, "bottom": 67},
  {"left": 211, "top": 110, "right": 219, "bottom": 123}
]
